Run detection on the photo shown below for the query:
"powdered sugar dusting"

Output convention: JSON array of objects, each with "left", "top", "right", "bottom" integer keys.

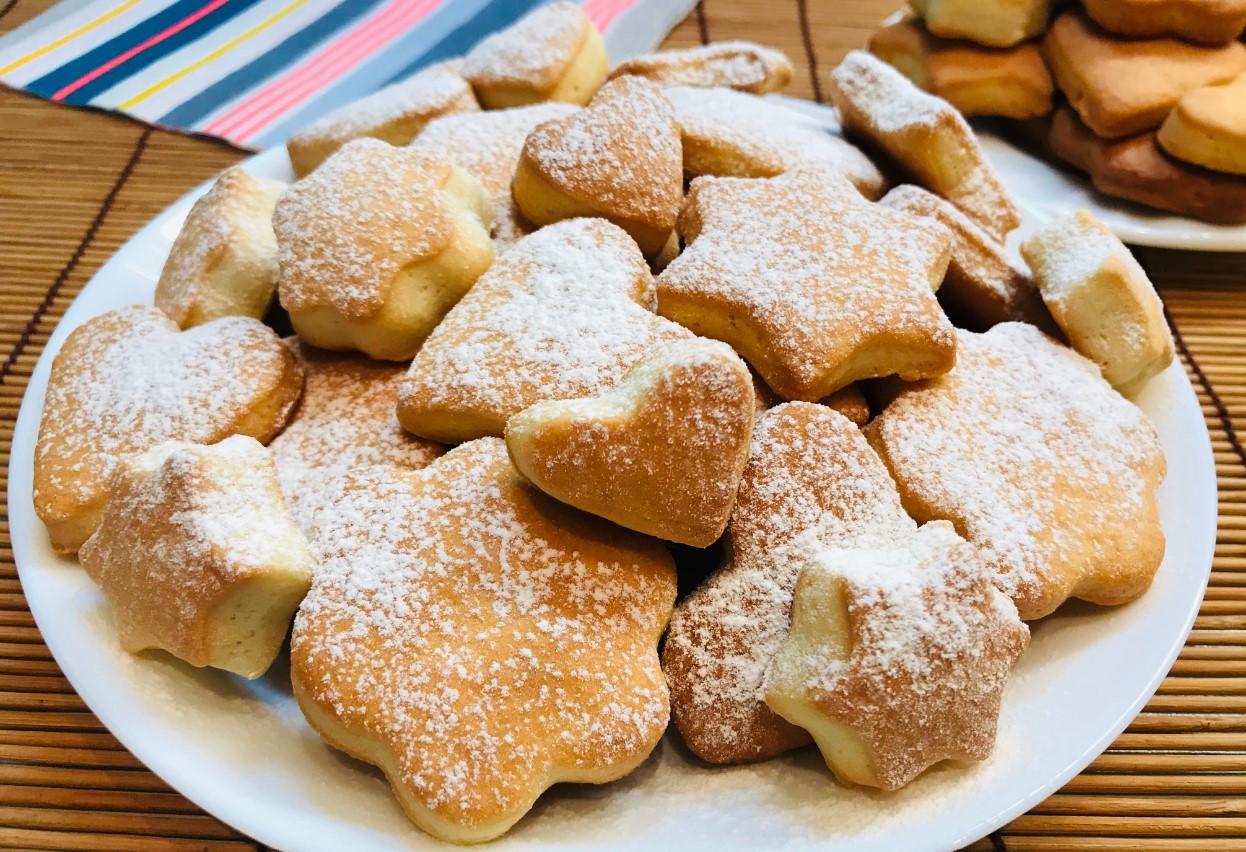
[
  {"left": 413, "top": 104, "right": 578, "bottom": 245},
  {"left": 462, "top": 2, "right": 588, "bottom": 90},
  {"left": 400, "top": 218, "right": 691, "bottom": 438},
  {"left": 524, "top": 77, "right": 682, "bottom": 225},
  {"left": 1022, "top": 209, "right": 1150, "bottom": 304},
  {"left": 663, "top": 402, "right": 917, "bottom": 761},
  {"left": 290, "top": 439, "right": 674, "bottom": 825},
  {"left": 665, "top": 85, "right": 884, "bottom": 193},
  {"left": 609, "top": 42, "right": 792, "bottom": 92},
  {"left": 274, "top": 140, "right": 457, "bottom": 319},
  {"left": 267, "top": 344, "right": 443, "bottom": 535},
  {"left": 866, "top": 322, "right": 1167, "bottom": 619}
]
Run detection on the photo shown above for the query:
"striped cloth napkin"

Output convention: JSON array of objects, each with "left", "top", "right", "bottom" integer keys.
[{"left": 0, "top": 0, "right": 695, "bottom": 149}]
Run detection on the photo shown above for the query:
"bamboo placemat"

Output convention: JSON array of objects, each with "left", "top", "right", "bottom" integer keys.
[{"left": 1, "top": 0, "right": 1244, "bottom": 849}]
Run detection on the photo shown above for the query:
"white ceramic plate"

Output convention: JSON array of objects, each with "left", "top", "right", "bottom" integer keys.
[{"left": 9, "top": 138, "right": 1216, "bottom": 851}]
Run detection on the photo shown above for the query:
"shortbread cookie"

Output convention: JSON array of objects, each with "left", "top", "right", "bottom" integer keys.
[
  {"left": 398, "top": 218, "right": 691, "bottom": 443},
  {"left": 765, "top": 521, "right": 1028, "bottom": 789},
  {"left": 274, "top": 139, "right": 494, "bottom": 361},
  {"left": 753, "top": 373, "right": 871, "bottom": 426},
  {"left": 154, "top": 168, "right": 285, "bottom": 329},
  {"left": 34, "top": 306, "right": 301, "bottom": 554},
  {"left": 1042, "top": 11, "right": 1246, "bottom": 139},
  {"left": 1049, "top": 106, "right": 1246, "bottom": 225},
  {"left": 664, "top": 86, "right": 886, "bottom": 199},
  {"left": 663, "top": 403, "right": 918, "bottom": 763},
  {"left": 513, "top": 77, "right": 682, "bottom": 257},
  {"left": 1021, "top": 210, "right": 1173, "bottom": 395},
  {"left": 267, "top": 344, "right": 443, "bottom": 534},
  {"left": 831, "top": 51, "right": 1021, "bottom": 240},
  {"left": 909, "top": 0, "right": 1050, "bottom": 47},
  {"left": 607, "top": 41, "right": 793, "bottom": 93},
  {"left": 869, "top": 20, "right": 1054, "bottom": 120},
  {"left": 1159, "top": 73, "right": 1246, "bottom": 175},
  {"left": 462, "top": 2, "right": 608, "bottom": 109},
  {"left": 657, "top": 170, "right": 956, "bottom": 402},
  {"left": 80, "top": 437, "right": 312, "bottom": 679},
  {"left": 290, "top": 439, "right": 675, "bottom": 843},
  {"left": 286, "top": 61, "right": 479, "bottom": 177},
  {"left": 1083, "top": 0, "right": 1246, "bottom": 45},
  {"left": 881, "top": 184, "right": 1052, "bottom": 331},
  {"left": 506, "top": 338, "right": 754, "bottom": 547},
  {"left": 866, "top": 322, "right": 1167, "bottom": 621},
  {"left": 411, "top": 103, "right": 578, "bottom": 245}
]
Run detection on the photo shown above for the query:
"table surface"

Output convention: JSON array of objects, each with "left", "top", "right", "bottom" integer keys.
[{"left": 2, "top": 1, "right": 1246, "bottom": 850}]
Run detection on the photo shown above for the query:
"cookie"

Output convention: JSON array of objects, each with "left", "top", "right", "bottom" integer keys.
[
  {"left": 80, "top": 437, "right": 312, "bottom": 679},
  {"left": 154, "top": 167, "right": 286, "bottom": 329},
  {"left": 752, "top": 372, "right": 872, "bottom": 426},
  {"left": 411, "top": 103, "right": 579, "bottom": 246},
  {"left": 831, "top": 50, "right": 1021, "bottom": 241},
  {"left": 908, "top": 0, "right": 1050, "bottom": 47},
  {"left": 513, "top": 76, "right": 683, "bottom": 257},
  {"left": 866, "top": 322, "right": 1167, "bottom": 621},
  {"left": 34, "top": 306, "right": 301, "bottom": 554},
  {"left": 505, "top": 338, "right": 754, "bottom": 547},
  {"left": 607, "top": 41, "right": 793, "bottom": 93},
  {"left": 869, "top": 20, "right": 1054, "bottom": 120},
  {"left": 1042, "top": 10, "right": 1246, "bottom": 140},
  {"left": 1083, "top": 0, "right": 1246, "bottom": 45},
  {"left": 663, "top": 402, "right": 918, "bottom": 763},
  {"left": 765, "top": 521, "right": 1028, "bottom": 789},
  {"left": 1021, "top": 210, "right": 1174, "bottom": 395},
  {"left": 290, "top": 439, "right": 675, "bottom": 843},
  {"left": 663, "top": 85, "right": 886, "bottom": 199},
  {"left": 274, "top": 139, "right": 494, "bottom": 361},
  {"left": 286, "top": 61, "right": 479, "bottom": 177},
  {"left": 267, "top": 343, "right": 444, "bottom": 535},
  {"left": 462, "top": 2, "right": 608, "bottom": 109},
  {"left": 1158, "top": 72, "right": 1246, "bottom": 176},
  {"left": 1049, "top": 106, "right": 1246, "bottom": 225},
  {"left": 398, "top": 218, "right": 691, "bottom": 443},
  {"left": 880, "top": 184, "right": 1053, "bottom": 332},
  {"left": 656, "top": 169, "right": 956, "bottom": 402}
]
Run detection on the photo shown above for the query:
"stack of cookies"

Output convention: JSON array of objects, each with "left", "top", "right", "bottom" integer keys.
[
  {"left": 870, "top": 0, "right": 1246, "bottom": 224},
  {"left": 32, "top": 2, "right": 1178, "bottom": 844}
]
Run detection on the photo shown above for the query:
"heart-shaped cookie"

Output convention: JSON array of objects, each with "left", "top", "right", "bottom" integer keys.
[
  {"left": 34, "top": 306, "right": 302, "bottom": 553},
  {"left": 512, "top": 76, "right": 683, "bottom": 256},
  {"left": 291, "top": 439, "right": 675, "bottom": 843},
  {"left": 398, "top": 218, "right": 691, "bottom": 443},
  {"left": 506, "top": 338, "right": 755, "bottom": 547}
]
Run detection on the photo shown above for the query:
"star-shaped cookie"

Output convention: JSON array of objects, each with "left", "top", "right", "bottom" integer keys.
[
  {"left": 398, "top": 218, "right": 691, "bottom": 443},
  {"left": 866, "top": 322, "right": 1167, "bottom": 620},
  {"left": 80, "top": 437, "right": 313, "bottom": 679},
  {"left": 657, "top": 169, "right": 956, "bottom": 402},
  {"left": 34, "top": 305, "right": 302, "bottom": 553},
  {"left": 765, "top": 520, "right": 1029, "bottom": 789},
  {"left": 290, "top": 438, "right": 676, "bottom": 843}
]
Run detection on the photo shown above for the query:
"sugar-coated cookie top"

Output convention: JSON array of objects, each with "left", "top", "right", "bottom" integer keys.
[
  {"left": 832, "top": 49, "right": 948, "bottom": 132},
  {"left": 1022, "top": 209, "right": 1152, "bottom": 303},
  {"left": 462, "top": 2, "right": 589, "bottom": 89},
  {"left": 609, "top": 42, "right": 792, "bottom": 92}
]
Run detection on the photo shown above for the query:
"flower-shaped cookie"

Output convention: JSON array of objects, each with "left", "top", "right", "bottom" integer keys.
[
  {"left": 80, "top": 437, "right": 313, "bottom": 679},
  {"left": 267, "top": 343, "right": 444, "bottom": 534},
  {"left": 290, "top": 439, "right": 676, "bottom": 843},
  {"left": 274, "top": 140, "right": 495, "bottom": 362},
  {"left": 513, "top": 76, "right": 683, "bottom": 257},
  {"left": 155, "top": 167, "right": 286, "bottom": 329},
  {"left": 765, "top": 520, "right": 1029, "bottom": 789},
  {"left": 662, "top": 402, "right": 918, "bottom": 764},
  {"left": 34, "top": 306, "right": 302, "bottom": 553},
  {"left": 657, "top": 169, "right": 956, "bottom": 402},
  {"left": 866, "top": 322, "right": 1168, "bottom": 620},
  {"left": 398, "top": 218, "right": 691, "bottom": 443},
  {"left": 506, "top": 338, "right": 755, "bottom": 547}
]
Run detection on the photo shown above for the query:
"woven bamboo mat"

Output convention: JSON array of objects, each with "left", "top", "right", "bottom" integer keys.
[{"left": 1, "top": 0, "right": 1244, "bottom": 849}]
